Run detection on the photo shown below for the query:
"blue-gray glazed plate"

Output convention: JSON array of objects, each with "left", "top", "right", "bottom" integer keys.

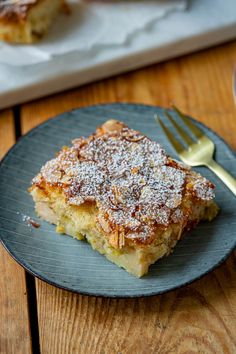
[{"left": 0, "top": 103, "right": 236, "bottom": 297}]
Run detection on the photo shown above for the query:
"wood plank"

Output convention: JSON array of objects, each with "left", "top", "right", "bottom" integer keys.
[
  {"left": 0, "top": 110, "right": 32, "bottom": 354},
  {"left": 0, "top": 110, "right": 15, "bottom": 159},
  {"left": 21, "top": 41, "right": 236, "bottom": 354}
]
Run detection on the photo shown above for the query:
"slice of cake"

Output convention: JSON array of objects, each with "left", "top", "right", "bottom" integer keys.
[
  {"left": 29, "top": 120, "right": 218, "bottom": 277},
  {"left": 0, "top": 0, "right": 63, "bottom": 43}
]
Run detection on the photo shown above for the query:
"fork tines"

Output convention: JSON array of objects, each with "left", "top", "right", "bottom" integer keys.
[{"left": 157, "top": 106, "right": 203, "bottom": 153}]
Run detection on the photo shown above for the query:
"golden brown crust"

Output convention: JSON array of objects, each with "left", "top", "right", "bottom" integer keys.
[
  {"left": 31, "top": 119, "right": 216, "bottom": 249},
  {"left": 0, "top": 0, "right": 41, "bottom": 23},
  {"left": 96, "top": 119, "right": 126, "bottom": 135},
  {"left": 0, "top": 0, "right": 64, "bottom": 43}
]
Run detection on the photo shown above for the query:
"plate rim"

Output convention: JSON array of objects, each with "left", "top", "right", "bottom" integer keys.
[{"left": 1, "top": 102, "right": 236, "bottom": 298}]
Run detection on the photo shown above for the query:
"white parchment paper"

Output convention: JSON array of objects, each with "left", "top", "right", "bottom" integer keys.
[{"left": 0, "top": 0, "right": 187, "bottom": 66}]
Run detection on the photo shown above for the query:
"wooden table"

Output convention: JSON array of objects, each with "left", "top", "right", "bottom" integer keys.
[{"left": 1, "top": 41, "right": 236, "bottom": 354}]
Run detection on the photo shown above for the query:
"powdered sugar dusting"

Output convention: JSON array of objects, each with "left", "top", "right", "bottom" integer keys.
[
  {"left": 33, "top": 123, "right": 215, "bottom": 241},
  {"left": 171, "top": 208, "right": 184, "bottom": 223},
  {"left": 192, "top": 178, "right": 215, "bottom": 201}
]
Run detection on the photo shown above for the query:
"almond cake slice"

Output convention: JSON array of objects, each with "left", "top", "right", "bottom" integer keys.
[
  {"left": 0, "top": 0, "right": 63, "bottom": 43},
  {"left": 29, "top": 120, "right": 218, "bottom": 277}
]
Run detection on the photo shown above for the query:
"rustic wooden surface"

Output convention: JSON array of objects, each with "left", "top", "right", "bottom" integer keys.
[
  {"left": 1, "top": 41, "right": 236, "bottom": 354},
  {"left": 0, "top": 111, "right": 32, "bottom": 354}
]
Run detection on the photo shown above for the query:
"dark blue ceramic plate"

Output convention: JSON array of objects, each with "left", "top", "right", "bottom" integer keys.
[{"left": 1, "top": 103, "right": 236, "bottom": 297}]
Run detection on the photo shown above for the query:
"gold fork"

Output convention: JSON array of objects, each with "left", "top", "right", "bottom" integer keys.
[{"left": 157, "top": 107, "right": 236, "bottom": 196}]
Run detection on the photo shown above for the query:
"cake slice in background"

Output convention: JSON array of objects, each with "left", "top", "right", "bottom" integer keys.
[{"left": 0, "top": 0, "right": 64, "bottom": 43}]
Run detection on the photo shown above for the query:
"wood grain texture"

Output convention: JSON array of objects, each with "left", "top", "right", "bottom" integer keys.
[
  {"left": 0, "top": 110, "right": 32, "bottom": 354},
  {"left": 20, "top": 41, "right": 236, "bottom": 354},
  {"left": 0, "top": 110, "right": 14, "bottom": 160}
]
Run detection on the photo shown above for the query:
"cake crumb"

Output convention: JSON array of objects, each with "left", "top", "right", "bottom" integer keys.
[{"left": 23, "top": 215, "right": 40, "bottom": 228}]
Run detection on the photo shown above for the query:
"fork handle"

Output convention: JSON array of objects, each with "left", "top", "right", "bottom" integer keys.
[{"left": 205, "top": 159, "right": 236, "bottom": 196}]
